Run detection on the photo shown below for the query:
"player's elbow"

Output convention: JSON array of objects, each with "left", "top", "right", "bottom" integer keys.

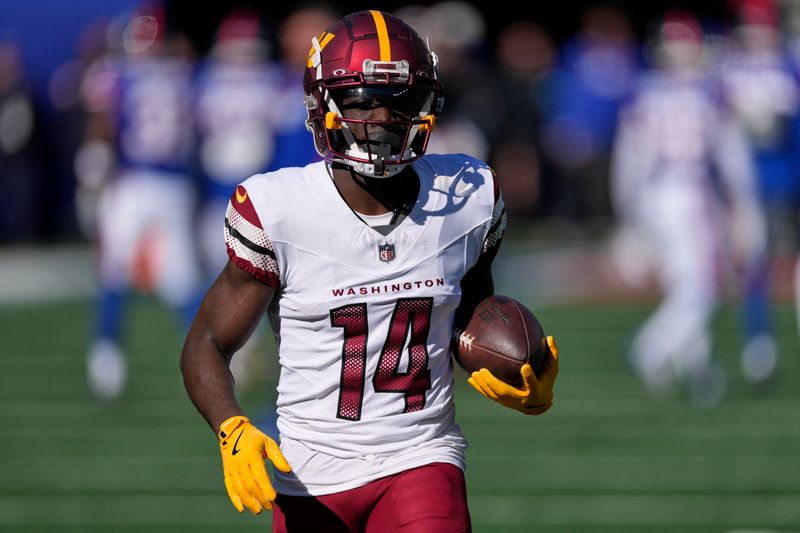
[
  {"left": 179, "top": 328, "right": 228, "bottom": 381},
  {"left": 178, "top": 341, "right": 192, "bottom": 380},
  {"left": 178, "top": 330, "right": 203, "bottom": 380}
]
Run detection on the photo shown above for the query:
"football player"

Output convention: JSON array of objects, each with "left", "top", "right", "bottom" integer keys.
[
  {"left": 84, "top": 7, "right": 202, "bottom": 400},
  {"left": 193, "top": 9, "right": 286, "bottom": 391},
  {"left": 610, "top": 10, "right": 765, "bottom": 405},
  {"left": 180, "top": 10, "right": 559, "bottom": 531},
  {"left": 195, "top": 8, "right": 286, "bottom": 278},
  {"left": 717, "top": 1, "right": 795, "bottom": 383}
]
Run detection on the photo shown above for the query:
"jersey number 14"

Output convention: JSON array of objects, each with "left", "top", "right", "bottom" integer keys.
[{"left": 330, "top": 297, "right": 433, "bottom": 421}]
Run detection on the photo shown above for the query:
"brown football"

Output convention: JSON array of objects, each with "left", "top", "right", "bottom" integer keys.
[{"left": 454, "top": 295, "right": 547, "bottom": 386}]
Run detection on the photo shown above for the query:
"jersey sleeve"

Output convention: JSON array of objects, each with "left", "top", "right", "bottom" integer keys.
[
  {"left": 483, "top": 171, "right": 506, "bottom": 257},
  {"left": 224, "top": 184, "right": 280, "bottom": 287}
]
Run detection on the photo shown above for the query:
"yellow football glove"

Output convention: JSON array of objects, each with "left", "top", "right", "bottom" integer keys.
[
  {"left": 468, "top": 336, "right": 560, "bottom": 415},
  {"left": 217, "top": 415, "right": 291, "bottom": 514}
]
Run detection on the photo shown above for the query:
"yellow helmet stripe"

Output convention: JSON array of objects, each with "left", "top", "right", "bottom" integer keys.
[{"left": 369, "top": 10, "right": 391, "bottom": 61}]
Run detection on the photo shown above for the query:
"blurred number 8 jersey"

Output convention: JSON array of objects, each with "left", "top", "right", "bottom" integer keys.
[{"left": 115, "top": 56, "right": 195, "bottom": 174}]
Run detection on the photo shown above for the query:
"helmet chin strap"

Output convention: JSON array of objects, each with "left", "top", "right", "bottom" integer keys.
[
  {"left": 347, "top": 158, "right": 407, "bottom": 178},
  {"left": 345, "top": 125, "right": 417, "bottom": 178}
]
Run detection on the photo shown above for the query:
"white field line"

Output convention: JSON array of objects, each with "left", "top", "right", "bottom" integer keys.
[{"left": 0, "top": 245, "right": 95, "bottom": 303}]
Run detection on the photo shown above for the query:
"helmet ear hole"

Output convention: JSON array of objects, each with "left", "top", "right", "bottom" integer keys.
[
  {"left": 325, "top": 112, "right": 342, "bottom": 130},
  {"left": 419, "top": 115, "right": 437, "bottom": 132}
]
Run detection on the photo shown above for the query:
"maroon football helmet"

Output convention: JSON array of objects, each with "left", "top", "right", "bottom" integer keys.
[{"left": 304, "top": 10, "right": 444, "bottom": 177}]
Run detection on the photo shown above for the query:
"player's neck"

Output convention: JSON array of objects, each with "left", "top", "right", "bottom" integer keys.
[{"left": 330, "top": 163, "right": 419, "bottom": 217}]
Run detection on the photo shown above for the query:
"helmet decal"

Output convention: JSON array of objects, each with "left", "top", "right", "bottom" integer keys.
[
  {"left": 306, "top": 31, "right": 335, "bottom": 69},
  {"left": 369, "top": 10, "right": 392, "bottom": 61}
]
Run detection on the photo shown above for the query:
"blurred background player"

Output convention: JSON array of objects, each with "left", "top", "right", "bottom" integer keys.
[
  {"left": 488, "top": 19, "right": 556, "bottom": 220},
  {"left": 80, "top": 4, "right": 202, "bottom": 400},
  {"left": 193, "top": 8, "right": 281, "bottom": 390},
  {"left": 538, "top": 4, "right": 640, "bottom": 228},
  {"left": 610, "top": 9, "right": 766, "bottom": 406},
  {"left": 718, "top": 0, "right": 798, "bottom": 383},
  {"left": 194, "top": 8, "right": 282, "bottom": 279},
  {"left": 270, "top": 5, "right": 337, "bottom": 170},
  {"left": 193, "top": 7, "right": 334, "bottom": 390},
  {"left": 782, "top": 0, "right": 800, "bottom": 343},
  {"left": 0, "top": 40, "right": 43, "bottom": 242},
  {"left": 396, "top": 2, "right": 493, "bottom": 162}
]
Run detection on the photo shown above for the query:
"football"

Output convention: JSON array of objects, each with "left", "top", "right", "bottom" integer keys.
[{"left": 454, "top": 295, "right": 547, "bottom": 386}]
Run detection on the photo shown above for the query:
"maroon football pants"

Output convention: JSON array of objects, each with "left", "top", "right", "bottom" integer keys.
[{"left": 272, "top": 462, "right": 471, "bottom": 533}]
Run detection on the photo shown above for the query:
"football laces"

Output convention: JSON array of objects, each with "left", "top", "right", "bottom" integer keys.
[{"left": 459, "top": 333, "right": 475, "bottom": 348}]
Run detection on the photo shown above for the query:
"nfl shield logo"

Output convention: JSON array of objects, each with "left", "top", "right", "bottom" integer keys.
[{"left": 378, "top": 243, "right": 395, "bottom": 263}]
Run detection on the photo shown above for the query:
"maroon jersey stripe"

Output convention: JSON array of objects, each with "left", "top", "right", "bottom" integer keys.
[
  {"left": 230, "top": 185, "right": 263, "bottom": 229},
  {"left": 226, "top": 245, "right": 279, "bottom": 288}
]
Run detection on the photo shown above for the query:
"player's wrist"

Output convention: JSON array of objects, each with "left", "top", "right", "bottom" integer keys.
[{"left": 218, "top": 415, "right": 250, "bottom": 443}]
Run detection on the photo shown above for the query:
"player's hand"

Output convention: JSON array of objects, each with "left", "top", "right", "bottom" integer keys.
[
  {"left": 217, "top": 415, "right": 291, "bottom": 514},
  {"left": 468, "top": 336, "right": 559, "bottom": 415}
]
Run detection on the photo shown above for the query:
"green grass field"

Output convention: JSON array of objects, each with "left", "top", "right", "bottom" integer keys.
[{"left": 1, "top": 297, "right": 798, "bottom": 532}]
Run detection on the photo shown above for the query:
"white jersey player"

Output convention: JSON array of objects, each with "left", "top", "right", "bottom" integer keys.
[
  {"left": 225, "top": 154, "right": 501, "bottom": 494},
  {"left": 717, "top": 10, "right": 797, "bottom": 383},
  {"left": 610, "top": 10, "right": 764, "bottom": 405},
  {"left": 194, "top": 9, "right": 285, "bottom": 276},
  {"left": 181, "top": 11, "right": 559, "bottom": 531},
  {"left": 83, "top": 11, "right": 201, "bottom": 400}
]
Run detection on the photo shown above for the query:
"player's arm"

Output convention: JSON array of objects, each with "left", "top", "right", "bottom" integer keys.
[
  {"left": 180, "top": 261, "right": 270, "bottom": 431},
  {"left": 711, "top": 112, "right": 767, "bottom": 262},
  {"left": 180, "top": 185, "right": 290, "bottom": 514},
  {"left": 181, "top": 183, "right": 278, "bottom": 430},
  {"left": 180, "top": 262, "right": 291, "bottom": 514},
  {"left": 456, "top": 172, "right": 560, "bottom": 415},
  {"left": 453, "top": 239, "right": 497, "bottom": 329},
  {"left": 453, "top": 170, "right": 505, "bottom": 330},
  {"left": 609, "top": 101, "right": 649, "bottom": 224}
]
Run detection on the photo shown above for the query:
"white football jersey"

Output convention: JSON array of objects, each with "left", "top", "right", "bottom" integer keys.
[{"left": 224, "top": 154, "right": 505, "bottom": 495}]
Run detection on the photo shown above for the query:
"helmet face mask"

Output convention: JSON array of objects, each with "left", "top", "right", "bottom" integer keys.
[{"left": 304, "top": 11, "right": 443, "bottom": 177}]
